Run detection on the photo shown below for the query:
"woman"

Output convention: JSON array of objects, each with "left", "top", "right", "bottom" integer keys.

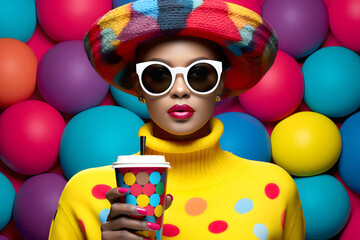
[{"left": 49, "top": 0, "right": 305, "bottom": 239}]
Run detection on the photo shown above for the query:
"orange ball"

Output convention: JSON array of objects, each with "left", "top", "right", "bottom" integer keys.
[{"left": 0, "top": 38, "right": 37, "bottom": 109}]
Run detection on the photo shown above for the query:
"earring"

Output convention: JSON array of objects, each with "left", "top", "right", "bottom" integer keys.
[
  {"left": 138, "top": 97, "right": 146, "bottom": 103},
  {"left": 216, "top": 95, "right": 221, "bottom": 102}
]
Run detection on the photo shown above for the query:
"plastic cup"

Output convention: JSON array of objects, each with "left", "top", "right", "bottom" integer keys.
[{"left": 112, "top": 155, "right": 171, "bottom": 240}]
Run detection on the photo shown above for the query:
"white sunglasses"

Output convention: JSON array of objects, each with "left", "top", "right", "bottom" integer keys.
[{"left": 136, "top": 59, "right": 222, "bottom": 96}]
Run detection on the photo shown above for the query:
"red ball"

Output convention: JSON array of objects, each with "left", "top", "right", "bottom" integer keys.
[
  {"left": 36, "top": 0, "right": 112, "bottom": 42},
  {"left": 238, "top": 50, "right": 304, "bottom": 122},
  {"left": 0, "top": 100, "right": 65, "bottom": 175},
  {"left": 328, "top": 0, "right": 360, "bottom": 53}
]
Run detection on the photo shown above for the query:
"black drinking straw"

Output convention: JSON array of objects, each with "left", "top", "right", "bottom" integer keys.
[{"left": 140, "top": 136, "right": 146, "bottom": 155}]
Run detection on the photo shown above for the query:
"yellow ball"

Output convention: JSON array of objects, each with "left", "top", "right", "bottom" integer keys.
[{"left": 271, "top": 111, "right": 342, "bottom": 176}]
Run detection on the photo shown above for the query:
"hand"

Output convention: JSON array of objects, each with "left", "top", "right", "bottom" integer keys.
[{"left": 101, "top": 187, "right": 173, "bottom": 240}]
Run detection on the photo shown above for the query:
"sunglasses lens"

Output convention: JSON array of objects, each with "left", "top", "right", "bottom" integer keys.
[
  {"left": 188, "top": 63, "right": 219, "bottom": 93},
  {"left": 141, "top": 64, "right": 172, "bottom": 94}
]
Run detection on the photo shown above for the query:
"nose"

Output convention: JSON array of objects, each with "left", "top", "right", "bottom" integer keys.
[{"left": 169, "top": 73, "right": 191, "bottom": 99}]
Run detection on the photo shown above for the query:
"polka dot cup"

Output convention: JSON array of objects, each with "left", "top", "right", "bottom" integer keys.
[{"left": 113, "top": 155, "right": 171, "bottom": 240}]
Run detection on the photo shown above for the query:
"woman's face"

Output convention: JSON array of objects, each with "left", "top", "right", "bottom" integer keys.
[{"left": 135, "top": 37, "right": 225, "bottom": 141}]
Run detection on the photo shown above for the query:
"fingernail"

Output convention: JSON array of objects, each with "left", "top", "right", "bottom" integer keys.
[
  {"left": 168, "top": 194, "right": 173, "bottom": 201},
  {"left": 145, "top": 238, "right": 151, "bottom": 240},
  {"left": 136, "top": 207, "right": 148, "bottom": 215},
  {"left": 118, "top": 188, "right": 129, "bottom": 193},
  {"left": 148, "top": 222, "right": 161, "bottom": 230}
]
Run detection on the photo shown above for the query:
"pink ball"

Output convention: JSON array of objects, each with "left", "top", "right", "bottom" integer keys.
[
  {"left": 27, "top": 24, "right": 56, "bottom": 62},
  {"left": 225, "top": 0, "right": 261, "bottom": 15},
  {"left": 0, "top": 100, "right": 65, "bottom": 175},
  {"left": 36, "top": 0, "right": 112, "bottom": 42},
  {"left": 238, "top": 50, "right": 304, "bottom": 122},
  {"left": 328, "top": 0, "right": 360, "bottom": 53},
  {"left": 340, "top": 207, "right": 360, "bottom": 239},
  {"left": 321, "top": 31, "right": 343, "bottom": 48},
  {"left": 99, "top": 91, "right": 117, "bottom": 106}
]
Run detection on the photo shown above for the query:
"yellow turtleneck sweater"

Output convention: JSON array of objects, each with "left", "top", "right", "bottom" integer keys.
[{"left": 49, "top": 118, "right": 305, "bottom": 240}]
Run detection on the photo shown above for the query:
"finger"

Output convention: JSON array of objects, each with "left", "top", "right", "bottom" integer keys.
[
  {"left": 102, "top": 216, "right": 161, "bottom": 232},
  {"left": 165, "top": 194, "right": 173, "bottom": 210},
  {"left": 107, "top": 203, "right": 148, "bottom": 221},
  {"left": 102, "top": 229, "right": 150, "bottom": 240},
  {"left": 105, "top": 187, "right": 129, "bottom": 204}
]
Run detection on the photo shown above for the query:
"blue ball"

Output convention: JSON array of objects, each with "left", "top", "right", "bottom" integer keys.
[
  {"left": 215, "top": 112, "right": 271, "bottom": 162},
  {"left": 59, "top": 106, "right": 144, "bottom": 179},
  {"left": 0, "top": 0, "right": 36, "bottom": 42},
  {"left": 294, "top": 174, "right": 350, "bottom": 239},
  {"left": 110, "top": 86, "right": 150, "bottom": 119},
  {"left": 0, "top": 172, "right": 15, "bottom": 231},
  {"left": 339, "top": 111, "right": 360, "bottom": 193},
  {"left": 302, "top": 46, "right": 360, "bottom": 117}
]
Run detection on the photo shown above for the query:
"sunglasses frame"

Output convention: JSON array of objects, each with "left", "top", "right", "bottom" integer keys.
[{"left": 136, "top": 59, "right": 223, "bottom": 96}]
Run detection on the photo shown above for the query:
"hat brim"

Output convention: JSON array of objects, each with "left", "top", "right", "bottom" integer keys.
[{"left": 84, "top": 0, "right": 278, "bottom": 98}]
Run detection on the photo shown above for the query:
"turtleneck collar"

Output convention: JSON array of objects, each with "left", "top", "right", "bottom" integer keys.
[{"left": 138, "top": 118, "right": 245, "bottom": 190}]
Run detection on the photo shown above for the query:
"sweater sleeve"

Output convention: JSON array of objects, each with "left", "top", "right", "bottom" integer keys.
[
  {"left": 283, "top": 177, "right": 305, "bottom": 240},
  {"left": 48, "top": 204, "right": 82, "bottom": 240}
]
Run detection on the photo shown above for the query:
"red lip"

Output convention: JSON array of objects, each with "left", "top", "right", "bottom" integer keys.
[{"left": 167, "top": 104, "right": 194, "bottom": 119}]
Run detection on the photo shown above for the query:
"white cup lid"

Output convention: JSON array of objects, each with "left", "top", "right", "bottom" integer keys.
[{"left": 112, "top": 155, "right": 171, "bottom": 169}]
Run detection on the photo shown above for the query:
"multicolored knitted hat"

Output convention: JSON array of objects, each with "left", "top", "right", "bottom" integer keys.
[{"left": 84, "top": 0, "right": 278, "bottom": 97}]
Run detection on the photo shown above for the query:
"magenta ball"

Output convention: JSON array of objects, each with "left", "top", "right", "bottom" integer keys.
[
  {"left": 0, "top": 100, "right": 65, "bottom": 175},
  {"left": 328, "top": 0, "right": 360, "bottom": 53},
  {"left": 13, "top": 173, "right": 67, "bottom": 240},
  {"left": 340, "top": 207, "right": 360, "bottom": 240},
  {"left": 37, "top": 41, "right": 109, "bottom": 114},
  {"left": 238, "top": 50, "right": 304, "bottom": 122},
  {"left": 36, "top": 0, "right": 112, "bottom": 42},
  {"left": 262, "top": 0, "right": 329, "bottom": 58}
]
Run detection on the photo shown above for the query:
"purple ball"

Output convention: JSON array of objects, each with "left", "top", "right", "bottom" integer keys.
[
  {"left": 13, "top": 173, "right": 67, "bottom": 240},
  {"left": 0, "top": 235, "right": 10, "bottom": 240},
  {"left": 37, "top": 40, "right": 109, "bottom": 114},
  {"left": 262, "top": 0, "right": 329, "bottom": 58}
]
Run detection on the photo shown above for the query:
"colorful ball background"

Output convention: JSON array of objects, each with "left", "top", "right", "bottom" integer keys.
[
  {"left": 215, "top": 112, "right": 271, "bottom": 162},
  {"left": 0, "top": 0, "right": 36, "bottom": 42},
  {"left": 338, "top": 112, "right": 360, "bottom": 194},
  {"left": 0, "top": 173, "right": 15, "bottom": 231},
  {"left": 271, "top": 111, "right": 342, "bottom": 176},
  {"left": 302, "top": 46, "right": 360, "bottom": 118},
  {"left": 0, "top": 38, "right": 37, "bottom": 109},
  {"left": 12, "top": 173, "right": 67, "bottom": 240},
  {"left": 37, "top": 40, "right": 109, "bottom": 114},
  {"left": 0, "top": 100, "right": 65, "bottom": 175},
  {"left": 1, "top": 0, "right": 360, "bottom": 239},
  {"left": 262, "top": 0, "right": 329, "bottom": 58},
  {"left": 36, "top": 0, "right": 112, "bottom": 42},
  {"left": 238, "top": 50, "right": 304, "bottom": 122},
  {"left": 294, "top": 175, "right": 350, "bottom": 239},
  {"left": 59, "top": 106, "right": 144, "bottom": 179}
]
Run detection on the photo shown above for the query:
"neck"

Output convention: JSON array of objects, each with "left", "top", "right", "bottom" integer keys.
[
  {"left": 152, "top": 121, "right": 212, "bottom": 141},
  {"left": 138, "top": 118, "right": 244, "bottom": 190}
]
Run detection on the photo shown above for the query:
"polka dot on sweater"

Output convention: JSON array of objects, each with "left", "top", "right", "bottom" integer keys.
[
  {"left": 91, "top": 184, "right": 111, "bottom": 199},
  {"left": 185, "top": 197, "right": 207, "bottom": 216},
  {"left": 208, "top": 220, "right": 228, "bottom": 234},
  {"left": 163, "top": 224, "right": 180, "bottom": 237},
  {"left": 265, "top": 183, "right": 280, "bottom": 199}
]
